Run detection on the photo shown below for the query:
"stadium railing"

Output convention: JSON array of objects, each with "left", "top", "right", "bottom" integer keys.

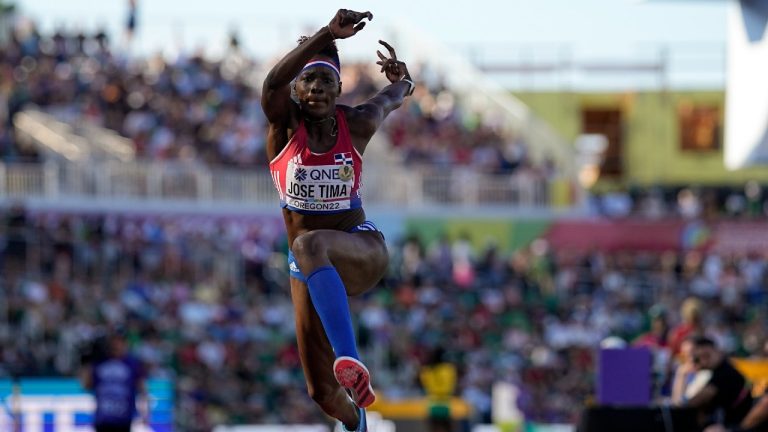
[
  {"left": 14, "top": 109, "right": 135, "bottom": 162},
  {"left": 0, "top": 160, "right": 555, "bottom": 210}
]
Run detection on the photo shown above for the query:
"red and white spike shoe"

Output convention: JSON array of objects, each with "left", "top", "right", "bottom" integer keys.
[{"left": 333, "top": 356, "right": 376, "bottom": 408}]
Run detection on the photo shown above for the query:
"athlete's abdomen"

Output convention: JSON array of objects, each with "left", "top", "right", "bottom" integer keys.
[
  {"left": 270, "top": 108, "right": 364, "bottom": 216},
  {"left": 282, "top": 207, "right": 367, "bottom": 245}
]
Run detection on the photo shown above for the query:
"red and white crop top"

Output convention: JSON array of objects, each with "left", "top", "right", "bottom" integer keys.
[{"left": 269, "top": 108, "right": 363, "bottom": 214}]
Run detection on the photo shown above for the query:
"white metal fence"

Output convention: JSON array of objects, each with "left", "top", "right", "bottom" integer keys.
[{"left": 0, "top": 161, "right": 555, "bottom": 210}]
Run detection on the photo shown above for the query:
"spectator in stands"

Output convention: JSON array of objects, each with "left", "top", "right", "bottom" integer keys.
[
  {"left": 634, "top": 304, "right": 670, "bottom": 349},
  {"left": 669, "top": 297, "right": 705, "bottom": 356},
  {"left": 80, "top": 328, "right": 148, "bottom": 432},
  {"left": 704, "top": 394, "right": 768, "bottom": 432},
  {"left": 739, "top": 394, "right": 768, "bottom": 432},
  {"left": 671, "top": 337, "right": 709, "bottom": 405},
  {"left": 420, "top": 346, "right": 457, "bottom": 432},
  {"left": 634, "top": 304, "right": 673, "bottom": 396},
  {"left": 678, "top": 188, "right": 703, "bottom": 219},
  {"left": 125, "top": 0, "right": 138, "bottom": 42},
  {"left": 685, "top": 336, "right": 753, "bottom": 428}
]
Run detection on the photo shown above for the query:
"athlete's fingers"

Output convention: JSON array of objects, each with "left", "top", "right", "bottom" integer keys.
[
  {"left": 349, "top": 10, "right": 372, "bottom": 24},
  {"left": 353, "top": 21, "right": 367, "bottom": 33},
  {"left": 378, "top": 40, "right": 397, "bottom": 61},
  {"left": 354, "top": 11, "right": 373, "bottom": 22},
  {"left": 376, "top": 50, "right": 388, "bottom": 62},
  {"left": 337, "top": 9, "right": 349, "bottom": 26}
]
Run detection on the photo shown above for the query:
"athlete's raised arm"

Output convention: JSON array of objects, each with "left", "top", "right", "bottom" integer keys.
[
  {"left": 346, "top": 40, "right": 414, "bottom": 151},
  {"left": 260, "top": 9, "right": 372, "bottom": 124}
]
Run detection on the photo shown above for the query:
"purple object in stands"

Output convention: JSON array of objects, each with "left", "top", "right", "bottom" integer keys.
[{"left": 597, "top": 348, "right": 653, "bottom": 406}]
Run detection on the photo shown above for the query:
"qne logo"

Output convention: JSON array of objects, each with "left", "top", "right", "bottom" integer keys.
[{"left": 293, "top": 167, "right": 308, "bottom": 181}]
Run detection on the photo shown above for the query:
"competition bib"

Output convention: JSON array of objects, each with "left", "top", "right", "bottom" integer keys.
[{"left": 286, "top": 161, "right": 355, "bottom": 212}]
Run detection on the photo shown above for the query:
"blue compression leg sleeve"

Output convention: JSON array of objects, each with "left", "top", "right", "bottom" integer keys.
[{"left": 306, "top": 266, "right": 359, "bottom": 360}]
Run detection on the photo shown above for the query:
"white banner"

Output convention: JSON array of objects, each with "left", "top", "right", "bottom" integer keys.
[
  {"left": 212, "top": 413, "right": 396, "bottom": 432},
  {"left": 213, "top": 426, "right": 328, "bottom": 432},
  {"left": 332, "top": 411, "right": 396, "bottom": 432},
  {"left": 725, "top": 0, "right": 768, "bottom": 169}
]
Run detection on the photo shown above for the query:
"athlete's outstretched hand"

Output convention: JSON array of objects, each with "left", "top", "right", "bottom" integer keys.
[
  {"left": 376, "top": 40, "right": 411, "bottom": 84},
  {"left": 329, "top": 9, "right": 373, "bottom": 39}
]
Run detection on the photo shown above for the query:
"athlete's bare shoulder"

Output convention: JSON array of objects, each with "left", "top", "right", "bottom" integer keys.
[
  {"left": 338, "top": 103, "right": 370, "bottom": 119},
  {"left": 338, "top": 103, "right": 378, "bottom": 147},
  {"left": 266, "top": 115, "right": 301, "bottom": 162}
]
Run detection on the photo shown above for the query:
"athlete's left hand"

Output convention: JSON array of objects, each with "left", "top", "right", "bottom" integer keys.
[
  {"left": 376, "top": 40, "right": 411, "bottom": 84},
  {"left": 329, "top": 9, "right": 373, "bottom": 39}
]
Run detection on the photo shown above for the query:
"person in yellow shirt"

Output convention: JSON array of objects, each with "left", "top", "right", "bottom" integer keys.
[{"left": 420, "top": 347, "right": 457, "bottom": 432}]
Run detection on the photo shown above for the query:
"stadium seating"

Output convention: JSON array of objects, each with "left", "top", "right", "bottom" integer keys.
[
  {"left": 1, "top": 207, "right": 767, "bottom": 427},
  {"left": 0, "top": 24, "right": 551, "bottom": 179}
]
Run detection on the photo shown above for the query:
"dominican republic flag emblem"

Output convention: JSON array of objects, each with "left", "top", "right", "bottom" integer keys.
[{"left": 334, "top": 152, "right": 353, "bottom": 165}]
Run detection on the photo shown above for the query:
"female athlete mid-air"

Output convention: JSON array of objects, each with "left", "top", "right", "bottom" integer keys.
[{"left": 262, "top": 8, "right": 414, "bottom": 432}]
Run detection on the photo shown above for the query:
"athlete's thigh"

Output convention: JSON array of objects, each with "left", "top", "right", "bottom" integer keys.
[
  {"left": 289, "top": 277, "right": 340, "bottom": 396},
  {"left": 327, "top": 231, "right": 388, "bottom": 296}
]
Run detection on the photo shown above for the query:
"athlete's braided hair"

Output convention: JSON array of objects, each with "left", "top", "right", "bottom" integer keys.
[{"left": 297, "top": 35, "right": 340, "bottom": 68}]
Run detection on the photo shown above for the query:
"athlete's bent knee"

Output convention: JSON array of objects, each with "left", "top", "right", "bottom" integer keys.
[{"left": 292, "top": 231, "right": 328, "bottom": 262}]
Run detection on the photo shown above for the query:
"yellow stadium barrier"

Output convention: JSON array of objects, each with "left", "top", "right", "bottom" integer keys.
[
  {"left": 731, "top": 358, "right": 768, "bottom": 397},
  {"left": 368, "top": 397, "right": 472, "bottom": 420}
]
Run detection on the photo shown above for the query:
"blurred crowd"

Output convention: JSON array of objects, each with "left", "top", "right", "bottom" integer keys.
[
  {"left": 1, "top": 205, "right": 767, "bottom": 428},
  {"left": 0, "top": 21, "right": 265, "bottom": 165},
  {"left": 0, "top": 21, "right": 546, "bottom": 177},
  {"left": 592, "top": 181, "right": 768, "bottom": 220}
]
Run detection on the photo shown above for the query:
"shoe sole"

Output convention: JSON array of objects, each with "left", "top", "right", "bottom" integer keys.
[{"left": 333, "top": 356, "right": 376, "bottom": 408}]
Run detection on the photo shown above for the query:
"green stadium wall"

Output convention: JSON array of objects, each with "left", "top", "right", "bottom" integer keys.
[{"left": 403, "top": 218, "right": 551, "bottom": 252}]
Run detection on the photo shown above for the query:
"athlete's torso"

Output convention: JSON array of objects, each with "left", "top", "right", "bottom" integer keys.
[{"left": 269, "top": 107, "right": 366, "bottom": 241}]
